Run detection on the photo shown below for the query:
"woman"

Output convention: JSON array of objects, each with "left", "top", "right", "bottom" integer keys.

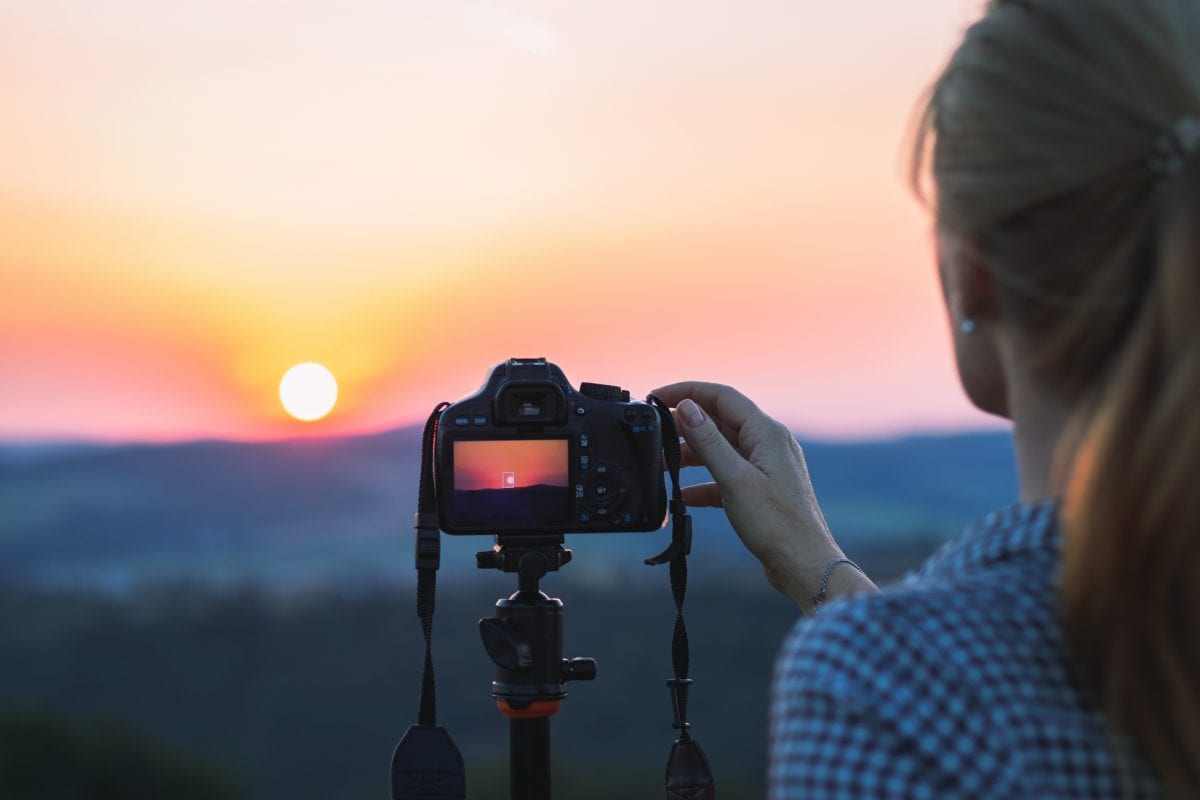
[{"left": 654, "top": 0, "right": 1200, "bottom": 796}]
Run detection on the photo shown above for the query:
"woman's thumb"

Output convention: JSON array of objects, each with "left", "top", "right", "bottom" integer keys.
[{"left": 675, "top": 399, "right": 745, "bottom": 488}]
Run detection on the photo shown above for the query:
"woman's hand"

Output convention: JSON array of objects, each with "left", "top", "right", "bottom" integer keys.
[{"left": 651, "top": 381, "right": 876, "bottom": 611}]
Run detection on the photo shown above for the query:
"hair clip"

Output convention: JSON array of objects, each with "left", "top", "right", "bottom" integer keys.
[{"left": 1149, "top": 116, "right": 1200, "bottom": 178}]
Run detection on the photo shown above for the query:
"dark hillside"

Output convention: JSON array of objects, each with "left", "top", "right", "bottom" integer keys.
[{"left": 0, "top": 428, "right": 1016, "bottom": 591}]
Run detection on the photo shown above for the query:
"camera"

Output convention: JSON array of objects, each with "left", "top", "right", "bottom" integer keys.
[{"left": 435, "top": 358, "right": 667, "bottom": 534}]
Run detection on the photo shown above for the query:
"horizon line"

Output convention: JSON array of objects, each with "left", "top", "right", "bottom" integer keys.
[{"left": 0, "top": 420, "right": 1012, "bottom": 450}]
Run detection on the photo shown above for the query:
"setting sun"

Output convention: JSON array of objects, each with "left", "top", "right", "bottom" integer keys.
[{"left": 279, "top": 363, "right": 338, "bottom": 422}]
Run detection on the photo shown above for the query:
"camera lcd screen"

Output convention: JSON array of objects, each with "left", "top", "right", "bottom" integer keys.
[{"left": 451, "top": 439, "right": 570, "bottom": 526}]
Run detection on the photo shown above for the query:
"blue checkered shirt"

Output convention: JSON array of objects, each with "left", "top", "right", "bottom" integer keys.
[{"left": 768, "top": 501, "right": 1163, "bottom": 798}]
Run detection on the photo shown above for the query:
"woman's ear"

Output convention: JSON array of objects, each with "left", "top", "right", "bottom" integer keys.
[
  {"left": 937, "top": 233, "right": 996, "bottom": 325},
  {"left": 936, "top": 231, "right": 1010, "bottom": 419}
]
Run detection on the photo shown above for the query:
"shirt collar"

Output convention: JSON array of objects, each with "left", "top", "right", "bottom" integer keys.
[{"left": 916, "top": 498, "right": 1062, "bottom": 580}]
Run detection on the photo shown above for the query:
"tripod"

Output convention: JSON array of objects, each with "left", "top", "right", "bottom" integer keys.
[{"left": 475, "top": 535, "right": 596, "bottom": 800}]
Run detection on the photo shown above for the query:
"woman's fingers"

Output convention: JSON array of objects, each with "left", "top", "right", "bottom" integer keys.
[
  {"left": 672, "top": 398, "right": 750, "bottom": 490},
  {"left": 651, "top": 382, "right": 762, "bottom": 436},
  {"left": 650, "top": 379, "right": 858, "bottom": 607},
  {"left": 681, "top": 482, "right": 723, "bottom": 508},
  {"left": 679, "top": 440, "right": 702, "bottom": 469},
  {"left": 661, "top": 440, "right": 710, "bottom": 473},
  {"left": 663, "top": 442, "right": 699, "bottom": 468}
]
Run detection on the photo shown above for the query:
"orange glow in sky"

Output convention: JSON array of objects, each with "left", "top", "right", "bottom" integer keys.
[{"left": 0, "top": 0, "right": 1004, "bottom": 442}]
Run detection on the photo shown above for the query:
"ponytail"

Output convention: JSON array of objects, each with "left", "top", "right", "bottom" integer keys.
[
  {"left": 1060, "top": 158, "right": 1200, "bottom": 794},
  {"left": 911, "top": 1, "right": 1200, "bottom": 788}
]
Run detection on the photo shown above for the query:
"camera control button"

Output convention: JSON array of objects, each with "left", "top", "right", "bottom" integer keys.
[
  {"left": 579, "top": 433, "right": 590, "bottom": 448},
  {"left": 622, "top": 408, "right": 637, "bottom": 422},
  {"left": 575, "top": 484, "right": 585, "bottom": 499},
  {"left": 574, "top": 405, "right": 587, "bottom": 416},
  {"left": 579, "top": 455, "right": 592, "bottom": 470},
  {"left": 590, "top": 479, "right": 613, "bottom": 505},
  {"left": 472, "top": 415, "right": 488, "bottom": 426},
  {"left": 579, "top": 512, "right": 591, "bottom": 524},
  {"left": 454, "top": 415, "right": 471, "bottom": 426}
]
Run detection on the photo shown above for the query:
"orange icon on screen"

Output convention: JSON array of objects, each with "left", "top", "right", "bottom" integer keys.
[{"left": 501, "top": 471, "right": 516, "bottom": 489}]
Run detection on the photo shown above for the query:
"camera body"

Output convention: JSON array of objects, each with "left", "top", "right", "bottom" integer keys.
[{"left": 436, "top": 358, "right": 667, "bottom": 535}]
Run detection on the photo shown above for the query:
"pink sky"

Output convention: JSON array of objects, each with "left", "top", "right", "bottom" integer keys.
[{"left": 0, "top": 0, "right": 1006, "bottom": 442}]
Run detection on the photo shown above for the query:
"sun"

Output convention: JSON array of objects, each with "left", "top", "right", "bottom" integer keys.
[{"left": 279, "top": 362, "right": 338, "bottom": 422}]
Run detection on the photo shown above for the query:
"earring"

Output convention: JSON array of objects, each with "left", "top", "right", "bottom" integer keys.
[{"left": 959, "top": 319, "right": 978, "bottom": 335}]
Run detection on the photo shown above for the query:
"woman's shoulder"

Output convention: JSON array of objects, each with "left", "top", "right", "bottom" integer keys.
[
  {"left": 769, "top": 560, "right": 1057, "bottom": 798},
  {"left": 775, "top": 576, "right": 1014, "bottom": 705},
  {"left": 779, "top": 501, "right": 1066, "bottom": 704},
  {"left": 770, "top": 584, "right": 1019, "bottom": 798},
  {"left": 769, "top": 576, "right": 1155, "bottom": 799},
  {"left": 768, "top": 501, "right": 1146, "bottom": 798}
]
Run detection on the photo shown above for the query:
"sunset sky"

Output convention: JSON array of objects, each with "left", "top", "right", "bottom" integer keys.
[{"left": 0, "top": 0, "right": 1006, "bottom": 443}]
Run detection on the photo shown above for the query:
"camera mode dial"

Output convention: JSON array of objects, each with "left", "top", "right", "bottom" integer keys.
[{"left": 579, "top": 382, "right": 630, "bottom": 402}]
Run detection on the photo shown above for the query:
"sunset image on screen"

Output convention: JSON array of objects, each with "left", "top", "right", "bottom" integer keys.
[{"left": 453, "top": 440, "right": 568, "bottom": 491}]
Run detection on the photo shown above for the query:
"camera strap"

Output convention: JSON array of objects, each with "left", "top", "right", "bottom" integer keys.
[
  {"left": 644, "top": 395, "right": 717, "bottom": 800},
  {"left": 391, "top": 402, "right": 467, "bottom": 800}
]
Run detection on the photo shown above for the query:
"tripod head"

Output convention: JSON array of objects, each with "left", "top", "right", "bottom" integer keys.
[
  {"left": 475, "top": 534, "right": 571, "bottom": 588},
  {"left": 476, "top": 535, "right": 596, "bottom": 719}
]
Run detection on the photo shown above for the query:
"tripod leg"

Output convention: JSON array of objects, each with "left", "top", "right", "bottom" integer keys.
[{"left": 510, "top": 717, "right": 551, "bottom": 800}]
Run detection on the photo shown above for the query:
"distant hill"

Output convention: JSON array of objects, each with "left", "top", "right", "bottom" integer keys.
[
  {"left": 0, "top": 428, "right": 1017, "bottom": 592},
  {"left": 0, "top": 427, "right": 1021, "bottom": 798}
]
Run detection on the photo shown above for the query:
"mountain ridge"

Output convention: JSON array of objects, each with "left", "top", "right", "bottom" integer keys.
[{"left": 0, "top": 426, "right": 1018, "bottom": 593}]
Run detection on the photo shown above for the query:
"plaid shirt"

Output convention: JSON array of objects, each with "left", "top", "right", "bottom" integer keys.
[{"left": 768, "top": 501, "right": 1164, "bottom": 799}]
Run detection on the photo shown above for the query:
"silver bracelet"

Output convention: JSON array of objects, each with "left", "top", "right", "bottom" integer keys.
[{"left": 811, "top": 556, "right": 866, "bottom": 610}]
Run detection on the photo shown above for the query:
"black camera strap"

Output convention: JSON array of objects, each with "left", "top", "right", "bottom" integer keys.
[
  {"left": 644, "top": 395, "right": 717, "bottom": 800},
  {"left": 391, "top": 402, "right": 467, "bottom": 800}
]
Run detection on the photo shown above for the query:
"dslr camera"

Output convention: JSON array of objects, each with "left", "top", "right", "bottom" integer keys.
[{"left": 436, "top": 358, "right": 667, "bottom": 534}]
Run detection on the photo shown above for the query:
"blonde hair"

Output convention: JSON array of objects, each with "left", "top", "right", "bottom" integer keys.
[{"left": 913, "top": 0, "right": 1200, "bottom": 792}]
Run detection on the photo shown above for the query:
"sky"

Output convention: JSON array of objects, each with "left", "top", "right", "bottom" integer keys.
[{"left": 0, "top": 0, "right": 1007, "bottom": 443}]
